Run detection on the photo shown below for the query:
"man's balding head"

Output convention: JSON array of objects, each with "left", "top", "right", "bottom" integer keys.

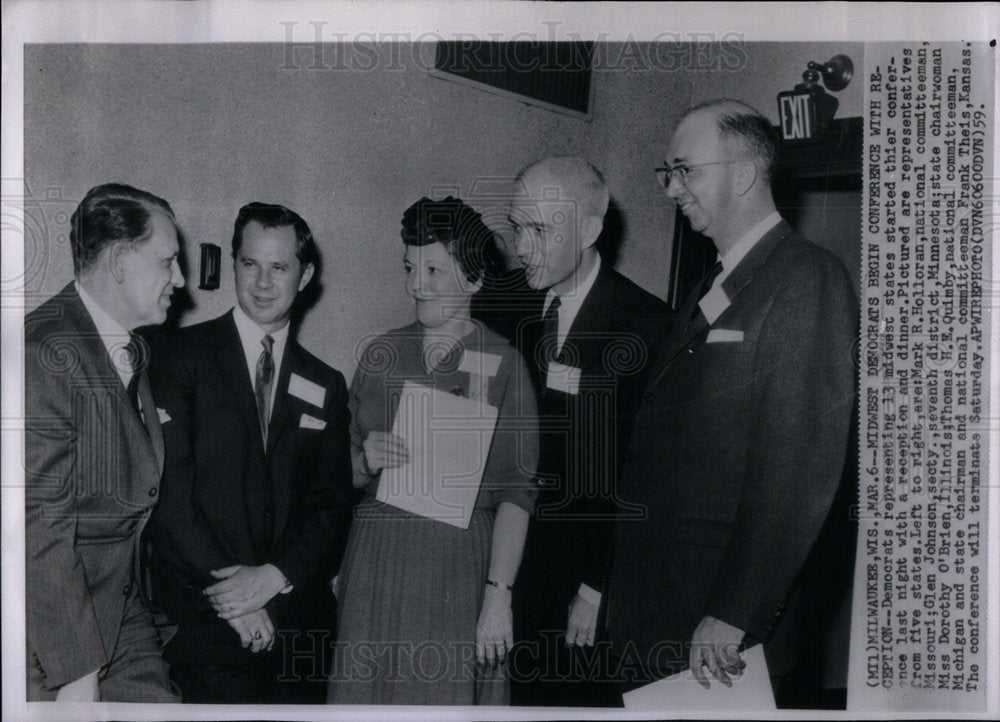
[
  {"left": 681, "top": 100, "right": 778, "bottom": 184},
  {"left": 515, "top": 155, "right": 610, "bottom": 220},
  {"left": 509, "top": 156, "right": 608, "bottom": 293}
]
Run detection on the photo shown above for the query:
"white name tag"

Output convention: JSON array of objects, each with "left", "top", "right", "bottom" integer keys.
[
  {"left": 299, "top": 413, "right": 327, "bottom": 430},
  {"left": 458, "top": 350, "right": 502, "bottom": 378},
  {"left": 706, "top": 328, "right": 745, "bottom": 343},
  {"left": 288, "top": 373, "right": 326, "bottom": 408},
  {"left": 546, "top": 362, "right": 581, "bottom": 395},
  {"left": 698, "top": 285, "right": 731, "bottom": 325}
]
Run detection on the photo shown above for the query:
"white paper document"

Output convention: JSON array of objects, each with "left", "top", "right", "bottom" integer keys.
[
  {"left": 377, "top": 381, "right": 499, "bottom": 529},
  {"left": 622, "top": 643, "right": 775, "bottom": 712}
]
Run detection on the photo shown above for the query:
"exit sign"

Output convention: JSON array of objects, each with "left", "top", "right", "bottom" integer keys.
[{"left": 777, "top": 89, "right": 820, "bottom": 143}]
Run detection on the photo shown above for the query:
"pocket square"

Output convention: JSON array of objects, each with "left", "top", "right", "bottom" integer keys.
[
  {"left": 299, "top": 413, "right": 327, "bottom": 430},
  {"left": 706, "top": 329, "right": 744, "bottom": 343},
  {"left": 157, "top": 408, "right": 172, "bottom": 424}
]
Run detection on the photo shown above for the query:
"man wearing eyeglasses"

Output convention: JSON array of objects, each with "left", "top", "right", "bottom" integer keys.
[{"left": 607, "top": 99, "right": 857, "bottom": 705}]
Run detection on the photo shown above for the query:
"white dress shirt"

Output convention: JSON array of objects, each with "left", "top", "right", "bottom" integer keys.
[{"left": 542, "top": 254, "right": 602, "bottom": 355}]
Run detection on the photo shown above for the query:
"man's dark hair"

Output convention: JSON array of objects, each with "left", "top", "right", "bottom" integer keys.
[
  {"left": 400, "top": 196, "right": 503, "bottom": 284},
  {"left": 231, "top": 202, "right": 319, "bottom": 272},
  {"left": 689, "top": 99, "right": 779, "bottom": 184},
  {"left": 70, "top": 183, "right": 175, "bottom": 275}
]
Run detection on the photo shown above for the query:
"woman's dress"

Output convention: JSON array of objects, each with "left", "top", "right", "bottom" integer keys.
[{"left": 327, "top": 322, "right": 538, "bottom": 705}]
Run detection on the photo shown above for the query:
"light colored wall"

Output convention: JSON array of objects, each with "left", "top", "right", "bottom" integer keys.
[{"left": 24, "top": 41, "right": 863, "bottom": 377}]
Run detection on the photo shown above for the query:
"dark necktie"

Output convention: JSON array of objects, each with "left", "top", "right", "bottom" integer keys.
[
  {"left": 255, "top": 335, "right": 275, "bottom": 443},
  {"left": 124, "top": 333, "right": 144, "bottom": 421},
  {"left": 540, "top": 294, "right": 562, "bottom": 375}
]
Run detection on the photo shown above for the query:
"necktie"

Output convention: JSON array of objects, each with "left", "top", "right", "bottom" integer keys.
[
  {"left": 540, "top": 294, "right": 561, "bottom": 375},
  {"left": 700, "top": 260, "right": 724, "bottom": 300},
  {"left": 124, "top": 333, "right": 144, "bottom": 421},
  {"left": 255, "top": 335, "right": 275, "bottom": 443}
]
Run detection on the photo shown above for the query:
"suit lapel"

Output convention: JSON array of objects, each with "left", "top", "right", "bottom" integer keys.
[
  {"left": 718, "top": 221, "right": 792, "bottom": 304},
  {"left": 563, "top": 267, "right": 614, "bottom": 377},
  {"left": 213, "top": 312, "right": 266, "bottom": 456},
  {"left": 61, "top": 286, "right": 161, "bottom": 478},
  {"left": 647, "top": 221, "right": 792, "bottom": 387},
  {"left": 267, "top": 342, "right": 312, "bottom": 544},
  {"left": 651, "top": 276, "right": 710, "bottom": 373},
  {"left": 265, "top": 342, "right": 299, "bottom": 458},
  {"left": 137, "top": 371, "right": 164, "bottom": 474}
]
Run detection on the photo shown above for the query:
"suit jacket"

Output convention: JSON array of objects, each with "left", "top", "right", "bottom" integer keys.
[
  {"left": 146, "top": 310, "right": 352, "bottom": 664},
  {"left": 25, "top": 283, "right": 165, "bottom": 691},
  {"left": 608, "top": 222, "right": 858, "bottom": 676},
  {"left": 516, "top": 265, "right": 669, "bottom": 613}
]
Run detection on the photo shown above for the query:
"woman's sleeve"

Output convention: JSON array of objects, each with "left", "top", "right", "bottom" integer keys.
[{"left": 485, "top": 347, "right": 539, "bottom": 513}]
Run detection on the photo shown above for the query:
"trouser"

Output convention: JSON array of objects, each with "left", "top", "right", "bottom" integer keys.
[{"left": 28, "top": 589, "right": 178, "bottom": 702}]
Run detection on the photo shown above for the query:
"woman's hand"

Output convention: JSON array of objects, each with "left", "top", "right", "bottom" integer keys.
[
  {"left": 362, "top": 431, "right": 409, "bottom": 473},
  {"left": 476, "top": 584, "right": 513, "bottom": 667}
]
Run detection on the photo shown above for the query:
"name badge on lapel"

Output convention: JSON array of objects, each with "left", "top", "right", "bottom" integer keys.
[
  {"left": 458, "top": 350, "right": 502, "bottom": 378},
  {"left": 706, "top": 328, "right": 744, "bottom": 344},
  {"left": 546, "top": 361, "right": 581, "bottom": 395},
  {"left": 288, "top": 373, "right": 326, "bottom": 408},
  {"left": 698, "top": 285, "right": 731, "bottom": 325}
]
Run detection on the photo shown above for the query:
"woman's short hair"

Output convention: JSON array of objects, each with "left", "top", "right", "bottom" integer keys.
[
  {"left": 70, "top": 183, "right": 175, "bottom": 275},
  {"left": 400, "top": 196, "right": 503, "bottom": 283}
]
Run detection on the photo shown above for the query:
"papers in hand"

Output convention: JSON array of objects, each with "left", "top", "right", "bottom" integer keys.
[
  {"left": 622, "top": 644, "right": 775, "bottom": 711},
  {"left": 377, "top": 381, "right": 499, "bottom": 529}
]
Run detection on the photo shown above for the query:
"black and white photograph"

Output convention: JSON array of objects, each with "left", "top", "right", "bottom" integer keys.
[{"left": 1, "top": 2, "right": 996, "bottom": 720}]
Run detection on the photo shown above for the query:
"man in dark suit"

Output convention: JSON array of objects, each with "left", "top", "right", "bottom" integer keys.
[
  {"left": 607, "top": 100, "right": 857, "bottom": 704},
  {"left": 25, "top": 183, "right": 185, "bottom": 701},
  {"left": 146, "top": 203, "right": 353, "bottom": 703},
  {"left": 508, "top": 156, "right": 669, "bottom": 706}
]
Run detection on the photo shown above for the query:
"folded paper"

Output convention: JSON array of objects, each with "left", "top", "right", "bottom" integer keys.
[{"left": 378, "top": 381, "right": 498, "bottom": 529}]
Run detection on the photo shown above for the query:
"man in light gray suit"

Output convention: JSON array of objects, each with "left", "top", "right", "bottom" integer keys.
[{"left": 24, "top": 183, "right": 185, "bottom": 701}]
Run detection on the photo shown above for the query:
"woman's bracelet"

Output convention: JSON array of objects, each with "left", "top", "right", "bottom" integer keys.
[{"left": 485, "top": 579, "right": 512, "bottom": 591}]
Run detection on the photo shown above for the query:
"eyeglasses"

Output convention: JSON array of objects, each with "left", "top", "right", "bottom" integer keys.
[{"left": 654, "top": 160, "right": 743, "bottom": 187}]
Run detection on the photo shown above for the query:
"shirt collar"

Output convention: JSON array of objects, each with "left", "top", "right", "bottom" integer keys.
[
  {"left": 543, "top": 253, "right": 602, "bottom": 321},
  {"left": 232, "top": 304, "right": 290, "bottom": 372},
  {"left": 718, "top": 211, "right": 782, "bottom": 274}
]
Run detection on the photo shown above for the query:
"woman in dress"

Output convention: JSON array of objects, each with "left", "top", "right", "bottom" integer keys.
[{"left": 327, "top": 196, "right": 539, "bottom": 705}]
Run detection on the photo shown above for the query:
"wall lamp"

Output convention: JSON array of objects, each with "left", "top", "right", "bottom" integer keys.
[{"left": 777, "top": 54, "right": 854, "bottom": 143}]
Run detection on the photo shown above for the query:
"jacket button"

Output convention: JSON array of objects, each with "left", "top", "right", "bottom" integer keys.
[
  {"left": 122, "top": 584, "right": 131, "bottom": 596},
  {"left": 148, "top": 487, "right": 158, "bottom": 497}
]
